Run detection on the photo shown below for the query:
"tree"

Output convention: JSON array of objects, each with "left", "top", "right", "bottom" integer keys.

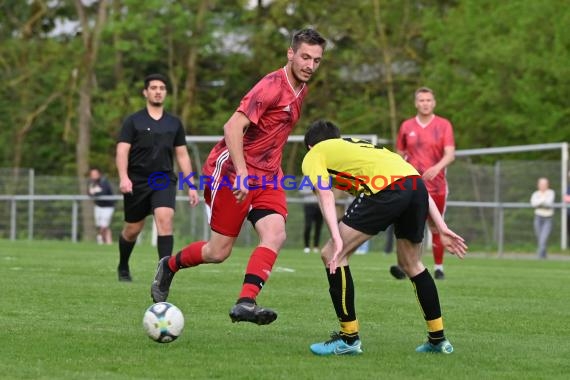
[
  {"left": 74, "top": 0, "right": 109, "bottom": 241},
  {"left": 421, "top": 0, "right": 570, "bottom": 152}
]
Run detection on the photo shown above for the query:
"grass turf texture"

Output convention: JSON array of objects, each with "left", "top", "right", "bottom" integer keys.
[{"left": 1, "top": 240, "right": 569, "bottom": 380}]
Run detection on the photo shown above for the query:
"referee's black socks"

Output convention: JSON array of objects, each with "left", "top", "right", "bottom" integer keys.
[
  {"left": 157, "top": 235, "right": 173, "bottom": 259},
  {"left": 118, "top": 234, "right": 136, "bottom": 271}
]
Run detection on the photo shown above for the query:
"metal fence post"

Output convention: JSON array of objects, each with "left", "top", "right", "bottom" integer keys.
[
  {"left": 72, "top": 200, "right": 78, "bottom": 243},
  {"left": 561, "top": 142, "right": 568, "bottom": 250},
  {"left": 10, "top": 198, "right": 17, "bottom": 240},
  {"left": 498, "top": 205, "right": 504, "bottom": 257},
  {"left": 28, "top": 168, "right": 34, "bottom": 240},
  {"left": 493, "top": 161, "right": 501, "bottom": 242}
]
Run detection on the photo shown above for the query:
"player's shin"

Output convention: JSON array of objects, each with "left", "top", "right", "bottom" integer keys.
[
  {"left": 168, "top": 241, "right": 207, "bottom": 272},
  {"left": 410, "top": 268, "right": 445, "bottom": 344},
  {"left": 237, "top": 246, "right": 277, "bottom": 302},
  {"left": 327, "top": 266, "right": 359, "bottom": 343}
]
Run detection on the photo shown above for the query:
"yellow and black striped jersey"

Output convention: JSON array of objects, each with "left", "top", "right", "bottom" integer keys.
[{"left": 301, "top": 138, "right": 419, "bottom": 196}]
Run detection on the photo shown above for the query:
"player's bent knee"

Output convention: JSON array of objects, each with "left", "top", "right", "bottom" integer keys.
[
  {"left": 122, "top": 225, "right": 143, "bottom": 241},
  {"left": 272, "top": 230, "right": 287, "bottom": 246},
  {"left": 400, "top": 262, "right": 425, "bottom": 278},
  {"left": 208, "top": 254, "right": 229, "bottom": 263},
  {"left": 204, "top": 244, "right": 232, "bottom": 263}
]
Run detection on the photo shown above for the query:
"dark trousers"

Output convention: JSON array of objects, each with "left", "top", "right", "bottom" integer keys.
[{"left": 304, "top": 203, "right": 323, "bottom": 248}]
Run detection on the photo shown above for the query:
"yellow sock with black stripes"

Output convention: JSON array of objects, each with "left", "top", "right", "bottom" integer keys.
[
  {"left": 326, "top": 266, "right": 360, "bottom": 344},
  {"left": 410, "top": 268, "right": 446, "bottom": 345},
  {"left": 340, "top": 321, "right": 360, "bottom": 344}
]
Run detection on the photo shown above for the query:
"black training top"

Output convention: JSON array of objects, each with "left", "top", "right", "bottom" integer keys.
[
  {"left": 88, "top": 177, "right": 116, "bottom": 208},
  {"left": 118, "top": 108, "right": 187, "bottom": 176}
]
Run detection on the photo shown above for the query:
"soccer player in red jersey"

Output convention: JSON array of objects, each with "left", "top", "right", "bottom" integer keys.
[
  {"left": 391, "top": 87, "right": 455, "bottom": 280},
  {"left": 151, "top": 28, "right": 327, "bottom": 325}
]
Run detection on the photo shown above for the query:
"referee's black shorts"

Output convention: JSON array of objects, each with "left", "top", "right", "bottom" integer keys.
[
  {"left": 341, "top": 176, "right": 428, "bottom": 243},
  {"left": 123, "top": 173, "right": 178, "bottom": 223}
]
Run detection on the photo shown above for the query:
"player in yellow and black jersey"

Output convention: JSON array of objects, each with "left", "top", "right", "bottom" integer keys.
[{"left": 302, "top": 120, "right": 467, "bottom": 356}]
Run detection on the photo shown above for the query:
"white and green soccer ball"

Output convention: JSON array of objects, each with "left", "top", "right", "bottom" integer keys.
[{"left": 143, "top": 302, "right": 185, "bottom": 343}]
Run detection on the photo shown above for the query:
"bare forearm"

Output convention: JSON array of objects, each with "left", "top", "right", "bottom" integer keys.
[
  {"left": 175, "top": 148, "right": 194, "bottom": 178},
  {"left": 428, "top": 194, "right": 447, "bottom": 233},
  {"left": 317, "top": 188, "right": 342, "bottom": 241},
  {"left": 115, "top": 143, "right": 130, "bottom": 180},
  {"left": 224, "top": 112, "right": 249, "bottom": 174},
  {"left": 434, "top": 147, "right": 455, "bottom": 171}
]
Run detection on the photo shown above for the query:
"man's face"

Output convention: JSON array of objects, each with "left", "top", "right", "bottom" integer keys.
[
  {"left": 415, "top": 92, "right": 436, "bottom": 116},
  {"left": 89, "top": 170, "right": 100, "bottom": 181},
  {"left": 143, "top": 80, "right": 167, "bottom": 106},
  {"left": 288, "top": 43, "right": 324, "bottom": 84}
]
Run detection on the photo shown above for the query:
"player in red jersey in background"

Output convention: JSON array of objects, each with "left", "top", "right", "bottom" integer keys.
[
  {"left": 390, "top": 87, "right": 455, "bottom": 280},
  {"left": 151, "top": 28, "right": 327, "bottom": 325}
]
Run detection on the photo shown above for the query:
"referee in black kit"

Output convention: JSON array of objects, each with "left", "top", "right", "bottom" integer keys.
[{"left": 115, "top": 73, "right": 199, "bottom": 282}]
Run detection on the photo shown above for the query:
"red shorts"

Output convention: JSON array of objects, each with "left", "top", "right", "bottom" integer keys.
[{"left": 204, "top": 185, "right": 288, "bottom": 237}]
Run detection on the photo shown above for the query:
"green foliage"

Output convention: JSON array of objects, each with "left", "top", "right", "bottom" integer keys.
[
  {"left": 421, "top": 0, "right": 570, "bottom": 150},
  {"left": 0, "top": 1, "right": 568, "bottom": 175}
]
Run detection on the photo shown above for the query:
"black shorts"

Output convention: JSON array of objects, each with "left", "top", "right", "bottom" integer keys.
[
  {"left": 123, "top": 173, "right": 177, "bottom": 223},
  {"left": 341, "top": 176, "right": 428, "bottom": 243}
]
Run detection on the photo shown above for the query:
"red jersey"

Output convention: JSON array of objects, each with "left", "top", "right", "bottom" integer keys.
[
  {"left": 396, "top": 115, "right": 455, "bottom": 195},
  {"left": 203, "top": 68, "right": 307, "bottom": 187}
]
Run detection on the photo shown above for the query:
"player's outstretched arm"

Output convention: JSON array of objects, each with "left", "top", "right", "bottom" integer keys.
[
  {"left": 438, "top": 228, "right": 467, "bottom": 259},
  {"left": 116, "top": 142, "right": 133, "bottom": 194},
  {"left": 314, "top": 187, "right": 343, "bottom": 273},
  {"left": 428, "top": 194, "right": 467, "bottom": 258},
  {"left": 224, "top": 112, "right": 251, "bottom": 203},
  {"left": 175, "top": 145, "right": 199, "bottom": 207}
]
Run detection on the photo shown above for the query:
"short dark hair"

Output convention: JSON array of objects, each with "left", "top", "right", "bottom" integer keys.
[
  {"left": 291, "top": 28, "right": 327, "bottom": 52},
  {"left": 144, "top": 73, "right": 168, "bottom": 89},
  {"left": 415, "top": 86, "right": 434, "bottom": 99},
  {"left": 304, "top": 120, "right": 340, "bottom": 150}
]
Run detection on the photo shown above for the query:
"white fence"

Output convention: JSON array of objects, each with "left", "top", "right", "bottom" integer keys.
[
  {"left": 0, "top": 193, "right": 568, "bottom": 256},
  {"left": 1, "top": 142, "right": 568, "bottom": 254}
]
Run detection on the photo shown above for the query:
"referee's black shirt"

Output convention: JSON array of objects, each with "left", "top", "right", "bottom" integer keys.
[{"left": 118, "top": 109, "right": 187, "bottom": 177}]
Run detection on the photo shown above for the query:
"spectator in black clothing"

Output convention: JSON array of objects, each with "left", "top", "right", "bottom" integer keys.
[
  {"left": 88, "top": 167, "right": 116, "bottom": 245},
  {"left": 300, "top": 186, "right": 323, "bottom": 253}
]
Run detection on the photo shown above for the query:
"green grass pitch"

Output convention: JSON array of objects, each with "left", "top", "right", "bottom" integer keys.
[{"left": 1, "top": 240, "right": 569, "bottom": 379}]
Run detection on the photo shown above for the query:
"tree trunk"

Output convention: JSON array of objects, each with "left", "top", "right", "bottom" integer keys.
[
  {"left": 77, "top": 78, "right": 94, "bottom": 242},
  {"left": 74, "top": 0, "right": 108, "bottom": 242},
  {"left": 180, "top": 0, "right": 209, "bottom": 134},
  {"left": 373, "top": 0, "right": 398, "bottom": 146}
]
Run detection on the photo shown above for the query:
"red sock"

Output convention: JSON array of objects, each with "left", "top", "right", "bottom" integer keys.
[
  {"left": 168, "top": 241, "right": 206, "bottom": 272},
  {"left": 239, "top": 246, "right": 278, "bottom": 301},
  {"left": 432, "top": 233, "right": 444, "bottom": 265}
]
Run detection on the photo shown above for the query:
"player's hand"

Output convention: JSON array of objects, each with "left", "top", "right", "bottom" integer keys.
[
  {"left": 439, "top": 227, "right": 468, "bottom": 259},
  {"left": 187, "top": 188, "right": 199, "bottom": 207},
  {"left": 119, "top": 177, "right": 133, "bottom": 195},
  {"left": 327, "top": 235, "right": 343, "bottom": 274},
  {"left": 422, "top": 166, "right": 440, "bottom": 181},
  {"left": 232, "top": 186, "right": 249, "bottom": 203},
  {"left": 233, "top": 169, "right": 249, "bottom": 203}
]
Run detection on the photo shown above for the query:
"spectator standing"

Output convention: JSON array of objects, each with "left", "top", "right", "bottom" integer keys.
[
  {"left": 530, "top": 177, "right": 555, "bottom": 259},
  {"left": 300, "top": 186, "right": 323, "bottom": 253},
  {"left": 88, "top": 167, "right": 116, "bottom": 245}
]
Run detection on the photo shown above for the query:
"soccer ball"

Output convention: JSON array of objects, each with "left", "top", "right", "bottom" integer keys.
[{"left": 143, "top": 302, "right": 185, "bottom": 343}]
